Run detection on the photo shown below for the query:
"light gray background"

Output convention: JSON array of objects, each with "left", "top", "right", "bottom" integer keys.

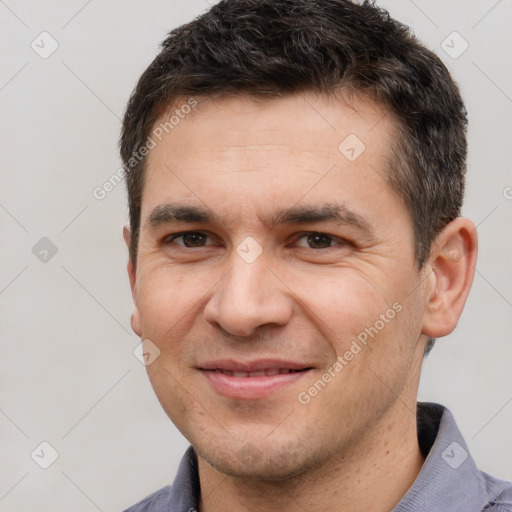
[{"left": 0, "top": 1, "right": 511, "bottom": 510}]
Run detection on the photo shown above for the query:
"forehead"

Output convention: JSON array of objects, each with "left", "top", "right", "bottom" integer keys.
[
  {"left": 141, "top": 92, "right": 403, "bottom": 230},
  {"left": 148, "top": 91, "right": 394, "bottom": 163}
]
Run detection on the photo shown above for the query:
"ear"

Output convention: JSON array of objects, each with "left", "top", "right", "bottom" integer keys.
[
  {"left": 421, "top": 217, "right": 478, "bottom": 338},
  {"left": 123, "top": 225, "right": 142, "bottom": 337}
]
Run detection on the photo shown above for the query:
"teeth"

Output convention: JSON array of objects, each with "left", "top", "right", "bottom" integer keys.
[{"left": 215, "top": 368, "right": 301, "bottom": 377}]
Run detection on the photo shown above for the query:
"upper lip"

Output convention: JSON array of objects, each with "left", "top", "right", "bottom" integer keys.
[{"left": 198, "top": 359, "right": 312, "bottom": 372}]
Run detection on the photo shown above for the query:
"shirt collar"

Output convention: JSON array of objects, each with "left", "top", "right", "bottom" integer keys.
[{"left": 393, "top": 402, "right": 488, "bottom": 512}]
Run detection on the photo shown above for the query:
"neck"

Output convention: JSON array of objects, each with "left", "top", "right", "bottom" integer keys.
[{"left": 197, "top": 401, "right": 424, "bottom": 512}]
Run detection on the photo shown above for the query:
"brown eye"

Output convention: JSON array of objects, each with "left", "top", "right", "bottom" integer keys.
[
  {"left": 307, "top": 234, "right": 333, "bottom": 248},
  {"left": 169, "top": 232, "right": 211, "bottom": 247},
  {"left": 295, "top": 233, "right": 337, "bottom": 249}
]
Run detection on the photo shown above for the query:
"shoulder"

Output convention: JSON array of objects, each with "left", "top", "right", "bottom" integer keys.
[
  {"left": 481, "top": 472, "right": 512, "bottom": 511},
  {"left": 122, "top": 486, "right": 172, "bottom": 512}
]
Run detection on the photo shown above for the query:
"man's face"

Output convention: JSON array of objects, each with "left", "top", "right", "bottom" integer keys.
[{"left": 127, "top": 92, "right": 431, "bottom": 479}]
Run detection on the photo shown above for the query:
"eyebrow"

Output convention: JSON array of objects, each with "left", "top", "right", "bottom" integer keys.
[
  {"left": 270, "top": 203, "right": 373, "bottom": 234},
  {"left": 145, "top": 202, "right": 374, "bottom": 235},
  {"left": 146, "top": 204, "right": 216, "bottom": 227}
]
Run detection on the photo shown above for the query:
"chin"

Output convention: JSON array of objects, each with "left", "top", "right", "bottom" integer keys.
[{"left": 196, "top": 437, "right": 327, "bottom": 482}]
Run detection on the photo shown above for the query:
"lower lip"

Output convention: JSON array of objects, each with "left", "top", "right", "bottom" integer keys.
[{"left": 200, "top": 370, "right": 310, "bottom": 399}]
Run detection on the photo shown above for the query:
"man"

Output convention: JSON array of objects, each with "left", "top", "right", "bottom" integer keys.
[{"left": 120, "top": 0, "right": 512, "bottom": 511}]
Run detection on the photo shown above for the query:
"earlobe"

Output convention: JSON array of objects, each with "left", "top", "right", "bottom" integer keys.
[
  {"left": 123, "top": 225, "right": 142, "bottom": 337},
  {"left": 131, "top": 305, "right": 142, "bottom": 337},
  {"left": 421, "top": 217, "right": 478, "bottom": 339}
]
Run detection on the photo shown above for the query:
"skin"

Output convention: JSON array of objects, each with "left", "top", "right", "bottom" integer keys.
[{"left": 124, "top": 91, "right": 477, "bottom": 512}]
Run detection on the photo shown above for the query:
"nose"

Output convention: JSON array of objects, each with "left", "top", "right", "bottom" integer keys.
[{"left": 203, "top": 251, "right": 294, "bottom": 337}]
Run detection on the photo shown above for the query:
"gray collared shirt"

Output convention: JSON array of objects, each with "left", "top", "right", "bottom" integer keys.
[{"left": 124, "top": 403, "right": 512, "bottom": 511}]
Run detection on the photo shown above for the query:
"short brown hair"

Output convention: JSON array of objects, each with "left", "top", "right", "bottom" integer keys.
[{"left": 120, "top": 0, "right": 467, "bottom": 268}]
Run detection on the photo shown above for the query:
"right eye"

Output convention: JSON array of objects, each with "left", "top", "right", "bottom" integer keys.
[{"left": 165, "top": 231, "right": 215, "bottom": 248}]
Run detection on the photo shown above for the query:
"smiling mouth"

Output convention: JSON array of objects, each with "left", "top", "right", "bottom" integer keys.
[
  {"left": 199, "top": 364, "right": 313, "bottom": 399},
  {"left": 206, "top": 368, "right": 311, "bottom": 377}
]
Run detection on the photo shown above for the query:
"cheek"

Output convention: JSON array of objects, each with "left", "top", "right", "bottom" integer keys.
[
  {"left": 293, "top": 265, "right": 419, "bottom": 375},
  {"left": 136, "top": 263, "right": 207, "bottom": 329},
  {"left": 296, "top": 271, "right": 392, "bottom": 342}
]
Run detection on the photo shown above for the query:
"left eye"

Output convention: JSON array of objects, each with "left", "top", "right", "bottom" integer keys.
[
  {"left": 167, "top": 232, "right": 214, "bottom": 247},
  {"left": 294, "top": 233, "right": 342, "bottom": 249}
]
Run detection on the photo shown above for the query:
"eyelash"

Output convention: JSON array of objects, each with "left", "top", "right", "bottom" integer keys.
[
  {"left": 165, "top": 231, "right": 349, "bottom": 249},
  {"left": 166, "top": 232, "right": 218, "bottom": 248}
]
